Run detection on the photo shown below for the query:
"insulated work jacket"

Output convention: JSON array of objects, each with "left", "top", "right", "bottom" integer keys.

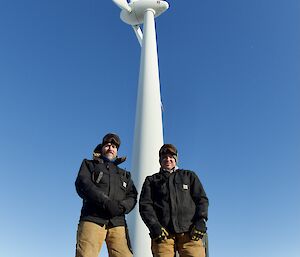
[
  {"left": 139, "top": 169, "right": 208, "bottom": 236},
  {"left": 75, "top": 158, "right": 137, "bottom": 227}
]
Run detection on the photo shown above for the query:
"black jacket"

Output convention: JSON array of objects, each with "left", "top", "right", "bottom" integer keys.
[
  {"left": 139, "top": 169, "right": 208, "bottom": 237},
  {"left": 75, "top": 158, "right": 137, "bottom": 227}
]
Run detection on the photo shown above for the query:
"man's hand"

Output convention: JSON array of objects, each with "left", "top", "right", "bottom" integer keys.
[
  {"left": 153, "top": 227, "right": 169, "bottom": 243},
  {"left": 105, "top": 200, "right": 125, "bottom": 216},
  {"left": 190, "top": 226, "right": 206, "bottom": 241}
]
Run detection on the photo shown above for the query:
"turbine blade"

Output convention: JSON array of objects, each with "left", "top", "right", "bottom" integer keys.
[
  {"left": 112, "top": 0, "right": 131, "bottom": 12},
  {"left": 132, "top": 25, "right": 143, "bottom": 47}
]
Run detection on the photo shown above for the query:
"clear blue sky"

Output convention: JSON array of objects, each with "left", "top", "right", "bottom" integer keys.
[{"left": 0, "top": 0, "right": 299, "bottom": 257}]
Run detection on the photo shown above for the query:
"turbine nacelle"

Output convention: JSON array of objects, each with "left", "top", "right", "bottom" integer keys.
[
  {"left": 116, "top": 0, "right": 169, "bottom": 25},
  {"left": 112, "top": 0, "right": 169, "bottom": 45}
]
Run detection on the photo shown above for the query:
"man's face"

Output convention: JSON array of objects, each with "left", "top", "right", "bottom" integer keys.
[
  {"left": 160, "top": 154, "right": 176, "bottom": 171},
  {"left": 101, "top": 143, "right": 118, "bottom": 160}
]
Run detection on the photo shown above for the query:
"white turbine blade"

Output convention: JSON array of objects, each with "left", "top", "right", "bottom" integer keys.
[
  {"left": 112, "top": 0, "right": 132, "bottom": 12},
  {"left": 132, "top": 25, "right": 143, "bottom": 46}
]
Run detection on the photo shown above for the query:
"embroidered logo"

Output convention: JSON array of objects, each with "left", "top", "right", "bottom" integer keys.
[{"left": 183, "top": 184, "right": 188, "bottom": 190}]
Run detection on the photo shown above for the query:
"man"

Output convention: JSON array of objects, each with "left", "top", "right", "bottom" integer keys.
[
  {"left": 139, "top": 144, "right": 209, "bottom": 257},
  {"left": 75, "top": 133, "right": 137, "bottom": 257}
]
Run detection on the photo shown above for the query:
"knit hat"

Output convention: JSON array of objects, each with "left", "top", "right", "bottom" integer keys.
[
  {"left": 93, "top": 133, "right": 120, "bottom": 159},
  {"left": 93, "top": 133, "right": 126, "bottom": 165},
  {"left": 159, "top": 144, "right": 178, "bottom": 162},
  {"left": 101, "top": 133, "right": 121, "bottom": 149}
]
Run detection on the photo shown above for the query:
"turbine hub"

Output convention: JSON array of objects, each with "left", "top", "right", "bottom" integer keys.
[{"left": 121, "top": 0, "right": 169, "bottom": 25}]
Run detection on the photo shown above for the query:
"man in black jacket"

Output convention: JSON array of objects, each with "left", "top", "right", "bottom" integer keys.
[
  {"left": 139, "top": 144, "right": 209, "bottom": 257},
  {"left": 75, "top": 133, "right": 137, "bottom": 257}
]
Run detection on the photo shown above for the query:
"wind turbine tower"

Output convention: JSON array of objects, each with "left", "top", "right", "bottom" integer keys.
[{"left": 112, "top": 0, "right": 169, "bottom": 256}]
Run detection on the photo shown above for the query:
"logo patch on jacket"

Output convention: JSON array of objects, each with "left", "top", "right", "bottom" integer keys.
[
  {"left": 96, "top": 171, "right": 103, "bottom": 183},
  {"left": 183, "top": 184, "right": 188, "bottom": 190},
  {"left": 123, "top": 181, "right": 127, "bottom": 188}
]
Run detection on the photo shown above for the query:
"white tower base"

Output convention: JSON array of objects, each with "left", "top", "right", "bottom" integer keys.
[{"left": 130, "top": 8, "right": 164, "bottom": 257}]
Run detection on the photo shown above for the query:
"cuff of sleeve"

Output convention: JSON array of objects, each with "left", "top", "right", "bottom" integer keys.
[
  {"left": 149, "top": 223, "right": 162, "bottom": 239},
  {"left": 118, "top": 202, "right": 126, "bottom": 214},
  {"left": 194, "top": 219, "right": 207, "bottom": 233}
]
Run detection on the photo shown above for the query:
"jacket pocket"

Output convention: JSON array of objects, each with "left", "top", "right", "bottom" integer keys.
[
  {"left": 174, "top": 176, "right": 196, "bottom": 226},
  {"left": 119, "top": 176, "right": 128, "bottom": 192},
  {"left": 153, "top": 180, "right": 168, "bottom": 200},
  {"left": 175, "top": 175, "right": 190, "bottom": 192},
  {"left": 92, "top": 170, "right": 109, "bottom": 193},
  {"left": 114, "top": 176, "right": 128, "bottom": 201}
]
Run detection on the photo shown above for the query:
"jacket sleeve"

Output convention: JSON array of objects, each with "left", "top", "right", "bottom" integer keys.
[
  {"left": 75, "top": 159, "right": 109, "bottom": 206},
  {"left": 190, "top": 171, "right": 209, "bottom": 221},
  {"left": 120, "top": 172, "right": 138, "bottom": 214},
  {"left": 139, "top": 176, "right": 162, "bottom": 235}
]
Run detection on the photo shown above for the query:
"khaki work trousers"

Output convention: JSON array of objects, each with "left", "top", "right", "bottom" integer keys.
[
  {"left": 75, "top": 221, "right": 132, "bottom": 257},
  {"left": 151, "top": 233, "right": 205, "bottom": 257}
]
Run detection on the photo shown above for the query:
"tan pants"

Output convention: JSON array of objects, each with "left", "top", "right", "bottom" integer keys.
[
  {"left": 151, "top": 232, "right": 205, "bottom": 257},
  {"left": 75, "top": 221, "right": 132, "bottom": 257}
]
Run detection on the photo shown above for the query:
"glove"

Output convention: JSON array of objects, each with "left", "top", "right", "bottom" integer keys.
[
  {"left": 190, "top": 226, "right": 206, "bottom": 241},
  {"left": 153, "top": 227, "right": 169, "bottom": 243},
  {"left": 190, "top": 219, "right": 207, "bottom": 241},
  {"left": 105, "top": 200, "right": 125, "bottom": 217}
]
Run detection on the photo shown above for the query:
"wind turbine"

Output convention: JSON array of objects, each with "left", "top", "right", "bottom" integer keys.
[{"left": 112, "top": 0, "right": 169, "bottom": 256}]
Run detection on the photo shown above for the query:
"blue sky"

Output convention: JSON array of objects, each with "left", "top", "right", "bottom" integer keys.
[{"left": 0, "top": 0, "right": 299, "bottom": 257}]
